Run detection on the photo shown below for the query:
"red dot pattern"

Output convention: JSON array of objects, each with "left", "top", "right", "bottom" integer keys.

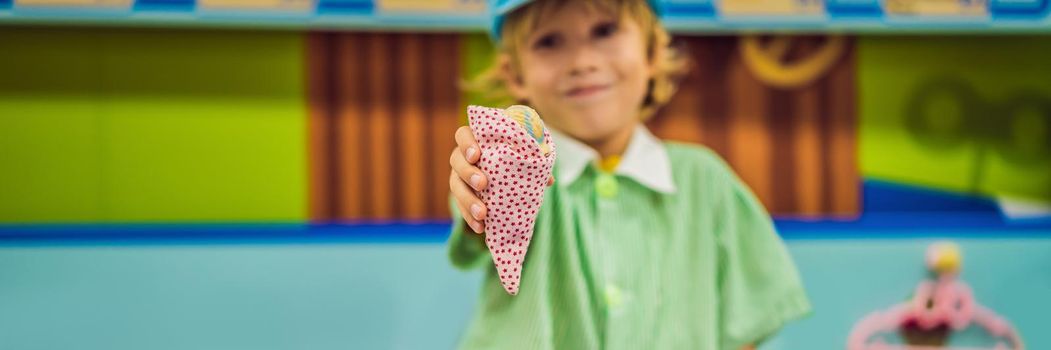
[{"left": 467, "top": 105, "right": 557, "bottom": 296}]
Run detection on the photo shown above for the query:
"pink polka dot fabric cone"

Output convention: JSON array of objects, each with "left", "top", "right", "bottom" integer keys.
[{"left": 467, "top": 105, "right": 557, "bottom": 296}]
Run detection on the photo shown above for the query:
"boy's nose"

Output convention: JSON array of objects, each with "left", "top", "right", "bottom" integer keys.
[{"left": 568, "top": 47, "right": 600, "bottom": 76}]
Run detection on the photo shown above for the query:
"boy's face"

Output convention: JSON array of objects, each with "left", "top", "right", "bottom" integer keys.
[{"left": 506, "top": 2, "right": 653, "bottom": 147}]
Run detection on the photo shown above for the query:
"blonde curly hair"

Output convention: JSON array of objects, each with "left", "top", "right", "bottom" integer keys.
[{"left": 465, "top": 0, "right": 689, "bottom": 120}]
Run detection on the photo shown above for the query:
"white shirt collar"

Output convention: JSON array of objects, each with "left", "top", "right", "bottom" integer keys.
[{"left": 550, "top": 126, "right": 677, "bottom": 194}]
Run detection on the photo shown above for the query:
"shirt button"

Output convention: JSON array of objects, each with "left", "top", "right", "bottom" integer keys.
[
  {"left": 595, "top": 173, "right": 618, "bottom": 198},
  {"left": 604, "top": 284, "right": 624, "bottom": 308}
]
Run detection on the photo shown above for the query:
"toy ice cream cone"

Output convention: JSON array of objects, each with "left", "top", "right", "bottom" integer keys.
[{"left": 467, "top": 105, "right": 556, "bottom": 295}]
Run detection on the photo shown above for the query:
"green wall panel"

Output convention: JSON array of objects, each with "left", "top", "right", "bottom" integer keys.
[
  {"left": 859, "top": 36, "right": 1051, "bottom": 202},
  {"left": 0, "top": 28, "right": 307, "bottom": 222}
]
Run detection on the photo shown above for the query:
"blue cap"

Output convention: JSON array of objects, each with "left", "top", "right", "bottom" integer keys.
[{"left": 489, "top": 0, "right": 661, "bottom": 42}]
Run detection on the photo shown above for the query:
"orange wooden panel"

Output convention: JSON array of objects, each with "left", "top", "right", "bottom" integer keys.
[
  {"left": 428, "top": 34, "right": 462, "bottom": 218},
  {"left": 336, "top": 33, "right": 369, "bottom": 220},
  {"left": 307, "top": 34, "right": 857, "bottom": 220},
  {"left": 307, "top": 33, "right": 334, "bottom": 221},
  {"left": 791, "top": 40, "right": 826, "bottom": 216},
  {"left": 365, "top": 33, "right": 396, "bottom": 220},
  {"left": 395, "top": 34, "right": 429, "bottom": 220},
  {"left": 651, "top": 60, "right": 704, "bottom": 144},
  {"left": 828, "top": 42, "right": 860, "bottom": 216},
  {"left": 727, "top": 44, "right": 774, "bottom": 207},
  {"left": 695, "top": 37, "right": 736, "bottom": 157}
]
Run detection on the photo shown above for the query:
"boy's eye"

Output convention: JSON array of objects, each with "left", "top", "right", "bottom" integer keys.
[
  {"left": 592, "top": 21, "right": 618, "bottom": 39},
  {"left": 532, "top": 33, "right": 562, "bottom": 50}
]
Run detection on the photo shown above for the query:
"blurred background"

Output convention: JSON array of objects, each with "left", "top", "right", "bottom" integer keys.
[{"left": 1, "top": 0, "right": 1049, "bottom": 349}]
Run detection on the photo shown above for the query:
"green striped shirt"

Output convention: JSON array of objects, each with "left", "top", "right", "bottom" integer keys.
[{"left": 448, "top": 127, "right": 810, "bottom": 350}]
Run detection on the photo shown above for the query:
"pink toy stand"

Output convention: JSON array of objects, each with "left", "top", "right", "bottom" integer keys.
[{"left": 847, "top": 243, "right": 1025, "bottom": 350}]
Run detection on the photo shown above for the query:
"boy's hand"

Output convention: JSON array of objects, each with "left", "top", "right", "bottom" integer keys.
[
  {"left": 449, "top": 126, "right": 488, "bottom": 234},
  {"left": 449, "top": 126, "right": 554, "bottom": 235}
]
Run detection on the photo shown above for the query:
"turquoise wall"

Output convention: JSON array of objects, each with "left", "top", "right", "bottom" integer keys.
[{"left": 2, "top": 235, "right": 1048, "bottom": 349}]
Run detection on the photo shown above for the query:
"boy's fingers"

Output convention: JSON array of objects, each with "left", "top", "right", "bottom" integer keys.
[
  {"left": 450, "top": 150, "right": 487, "bottom": 191},
  {"left": 454, "top": 198, "right": 481, "bottom": 234},
  {"left": 449, "top": 172, "right": 487, "bottom": 233},
  {"left": 455, "top": 126, "right": 480, "bottom": 163}
]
